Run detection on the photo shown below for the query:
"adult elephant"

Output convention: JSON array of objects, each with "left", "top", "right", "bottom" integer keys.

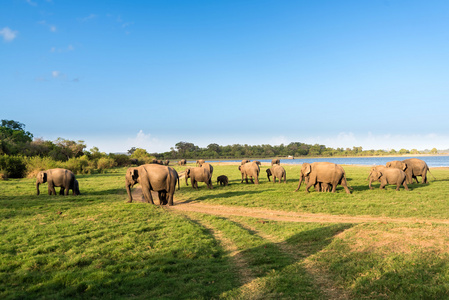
[
  {"left": 294, "top": 162, "right": 351, "bottom": 194},
  {"left": 185, "top": 167, "right": 213, "bottom": 189},
  {"left": 267, "top": 164, "right": 286, "bottom": 183},
  {"left": 402, "top": 158, "right": 434, "bottom": 184},
  {"left": 178, "top": 159, "right": 187, "bottom": 166},
  {"left": 239, "top": 161, "right": 260, "bottom": 184},
  {"left": 196, "top": 159, "right": 205, "bottom": 167},
  {"left": 125, "top": 164, "right": 178, "bottom": 205},
  {"left": 271, "top": 158, "right": 280, "bottom": 166},
  {"left": 36, "top": 168, "right": 79, "bottom": 195}
]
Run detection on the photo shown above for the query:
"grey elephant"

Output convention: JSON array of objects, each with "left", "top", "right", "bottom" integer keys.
[
  {"left": 185, "top": 167, "right": 213, "bottom": 189},
  {"left": 271, "top": 158, "right": 280, "bottom": 166},
  {"left": 238, "top": 161, "right": 260, "bottom": 184},
  {"left": 241, "top": 159, "right": 250, "bottom": 165},
  {"left": 36, "top": 168, "right": 79, "bottom": 196},
  {"left": 196, "top": 159, "right": 205, "bottom": 167},
  {"left": 164, "top": 160, "right": 170, "bottom": 166},
  {"left": 125, "top": 164, "right": 179, "bottom": 205},
  {"left": 294, "top": 162, "right": 351, "bottom": 194},
  {"left": 60, "top": 179, "right": 81, "bottom": 195},
  {"left": 217, "top": 175, "right": 229, "bottom": 186},
  {"left": 178, "top": 159, "right": 187, "bottom": 166},
  {"left": 267, "top": 165, "right": 286, "bottom": 183},
  {"left": 368, "top": 166, "right": 409, "bottom": 191},
  {"left": 403, "top": 158, "right": 434, "bottom": 184}
]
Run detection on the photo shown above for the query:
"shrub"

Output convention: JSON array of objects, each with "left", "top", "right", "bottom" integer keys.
[
  {"left": 109, "top": 153, "right": 131, "bottom": 167},
  {"left": 97, "top": 157, "right": 117, "bottom": 171},
  {"left": 0, "top": 155, "right": 27, "bottom": 178},
  {"left": 26, "top": 156, "right": 60, "bottom": 178},
  {"left": 62, "top": 156, "right": 90, "bottom": 174}
]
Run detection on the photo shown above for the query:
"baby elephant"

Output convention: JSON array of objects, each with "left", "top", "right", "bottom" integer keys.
[
  {"left": 267, "top": 165, "right": 286, "bottom": 183},
  {"left": 368, "top": 166, "right": 409, "bottom": 191},
  {"left": 217, "top": 175, "right": 229, "bottom": 186}
]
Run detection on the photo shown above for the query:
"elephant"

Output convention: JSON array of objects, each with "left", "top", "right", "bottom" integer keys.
[
  {"left": 367, "top": 165, "right": 386, "bottom": 189},
  {"left": 125, "top": 164, "right": 179, "bottom": 205},
  {"left": 238, "top": 161, "right": 260, "bottom": 184},
  {"left": 196, "top": 159, "right": 205, "bottom": 167},
  {"left": 267, "top": 165, "right": 286, "bottom": 183},
  {"left": 59, "top": 179, "right": 81, "bottom": 195},
  {"left": 271, "top": 158, "right": 280, "bottom": 166},
  {"left": 266, "top": 168, "right": 272, "bottom": 181},
  {"left": 312, "top": 182, "right": 331, "bottom": 192},
  {"left": 294, "top": 162, "right": 351, "bottom": 194},
  {"left": 217, "top": 175, "right": 229, "bottom": 186},
  {"left": 368, "top": 166, "right": 409, "bottom": 191},
  {"left": 36, "top": 168, "right": 79, "bottom": 196},
  {"left": 185, "top": 167, "right": 213, "bottom": 189},
  {"left": 403, "top": 158, "right": 434, "bottom": 184},
  {"left": 164, "top": 160, "right": 170, "bottom": 166},
  {"left": 178, "top": 159, "right": 187, "bottom": 166},
  {"left": 151, "top": 159, "right": 163, "bottom": 165},
  {"left": 241, "top": 159, "right": 250, "bottom": 165}
]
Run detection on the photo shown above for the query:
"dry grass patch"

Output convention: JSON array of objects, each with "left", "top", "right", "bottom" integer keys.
[{"left": 337, "top": 223, "right": 449, "bottom": 255}]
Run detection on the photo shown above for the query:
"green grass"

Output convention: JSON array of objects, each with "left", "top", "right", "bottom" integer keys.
[{"left": 1, "top": 164, "right": 449, "bottom": 299}]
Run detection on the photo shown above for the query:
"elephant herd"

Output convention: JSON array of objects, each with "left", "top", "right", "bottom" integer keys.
[{"left": 35, "top": 158, "right": 434, "bottom": 206}]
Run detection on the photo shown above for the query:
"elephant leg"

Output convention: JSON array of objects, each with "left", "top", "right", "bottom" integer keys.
[
  {"left": 340, "top": 178, "right": 351, "bottom": 194},
  {"left": 250, "top": 176, "right": 254, "bottom": 184},
  {"left": 403, "top": 182, "right": 409, "bottom": 191},
  {"left": 413, "top": 176, "right": 419, "bottom": 184},
  {"left": 241, "top": 174, "right": 244, "bottom": 183},
  {"left": 395, "top": 183, "right": 401, "bottom": 191},
  {"left": 142, "top": 188, "right": 155, "bottom": 204},
  {"left": 167, "top": 193, "right": 174, "bottom": 206},
  {"left": 48, "top": 184, "right": 56, "bottom": 195},
  {"left": 331, "top": 183, "right": 337, "bottom": 193},
  {"left": 59, "top": 187, "right": 65, "bottom": 195}
]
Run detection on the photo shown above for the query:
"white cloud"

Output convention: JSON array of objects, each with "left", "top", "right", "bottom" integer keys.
[
  {"left": 51, "top": 44, "right": 74, "bottom": 53},
  {"left": 0, "top": 27, "right": 18, "bottom": 42},
  {"left": 79, "top": 14, "right": 97, "bottom": 22},
  {"left": 125, "top": 130, "right": 169, "bottom": 153},
  {"left": 26, "top": 0, "right": 37, "bottom": 6},
  {"left": 52, "top": 71, "right": 60, "bottom": 78},
  {"left": 38, "top": 20, "right": 57, "bottom": 33}
]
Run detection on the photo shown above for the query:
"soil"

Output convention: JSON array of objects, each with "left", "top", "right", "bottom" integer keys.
[{"left": 131, "top": 187, "right": 449, "bottom": 225}]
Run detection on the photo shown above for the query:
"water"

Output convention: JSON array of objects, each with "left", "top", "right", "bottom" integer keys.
[{"left": 206, "top": 156, "right": 449, "bottom": 168}]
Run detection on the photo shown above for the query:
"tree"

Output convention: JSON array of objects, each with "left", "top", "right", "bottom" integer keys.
[
  {"left": 0, "top": 120, "right": 33, "bottom": 155},
  {"left": 53, "top": 138, "right": 86, "bottom": 160},
  {"left": 430, "top": 148, "right": 438, "bottom": 154}
]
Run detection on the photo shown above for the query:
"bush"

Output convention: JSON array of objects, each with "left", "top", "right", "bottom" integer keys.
[
  {"left": 97, "top": 157, "right": 117, "bottom": 171},
  {"left": 62, "top": 156, "right": 90, "bottom": 174},
  {"left": 26, "top": 156, "right": 60, "bottom": 178},
  {"left": 109, "top": 153, "right": 131, "bottom": 167},
  {"left": 0, "top": 155, "right": 27, "bottom": 178}
]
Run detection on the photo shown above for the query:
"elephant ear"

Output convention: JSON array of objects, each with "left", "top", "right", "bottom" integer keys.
[
  {"left": 304, "top": 164, "right": 312, "bottom": 176},
  {"left": 238, "top": 166, "right": 241, "bottom": 171},
  {"left": 401, "top": 163, "right": 407, "bottom": 171}
]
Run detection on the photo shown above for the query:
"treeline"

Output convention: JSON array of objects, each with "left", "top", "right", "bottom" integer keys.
[
  {"left": 152, "top": 141, "right": 435, "bottom": 160},
  {"left": 0, "top": 119, "right": 439, "bottom": 178}
]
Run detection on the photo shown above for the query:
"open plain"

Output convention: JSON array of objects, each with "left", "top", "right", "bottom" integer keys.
[{"left": 1, "top": 163, "right": 449, "bottom": 299}]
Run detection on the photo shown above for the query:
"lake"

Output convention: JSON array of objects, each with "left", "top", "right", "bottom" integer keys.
[{"left": 206, "top": 156, "right": 449, "bottom": 168}]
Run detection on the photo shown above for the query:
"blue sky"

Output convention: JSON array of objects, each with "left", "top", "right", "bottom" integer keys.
[{"left": 2, "top": 0, "right": 449, "bottom": 153}]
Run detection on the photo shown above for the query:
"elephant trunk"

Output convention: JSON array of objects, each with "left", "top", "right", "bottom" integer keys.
[
  {"left": 185, "top": 174, "right": 189, "bottom": 186},
  {"left": 36, "top": 182, "right": 40, "bottom": 195},
  {"left": 294, "top": 174, "right": 304, "bottom": 192}
]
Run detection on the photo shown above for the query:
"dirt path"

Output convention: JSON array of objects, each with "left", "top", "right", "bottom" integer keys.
[
  {"left": 131, "top": 187, "right": 449, "bottom": 225},
  {"left": 169, "top": 200, "right": 449, "bottom": 225}
]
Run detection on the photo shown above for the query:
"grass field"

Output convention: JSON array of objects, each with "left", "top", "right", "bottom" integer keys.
[{"left": 1, "top": 163, "right": 449, "bottom": 299}]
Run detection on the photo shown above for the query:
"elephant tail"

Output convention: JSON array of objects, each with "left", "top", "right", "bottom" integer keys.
[
  {"left": 177, "top": 174, "right": 180, "bottom": 190},
  {"left": 428, "top": 168, "right": 436, "bottom": 180}
]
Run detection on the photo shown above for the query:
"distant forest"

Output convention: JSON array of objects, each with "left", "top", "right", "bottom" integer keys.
[{"left": 151, "top": 142, "right": 440, "bottom": 160}]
